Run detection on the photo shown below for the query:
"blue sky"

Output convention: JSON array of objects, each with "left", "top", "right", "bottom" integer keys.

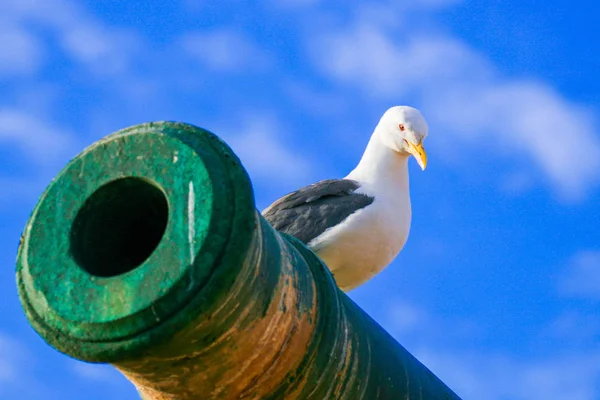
[{"left": 1, "top": 0, "right": 599, "bottom": 399}]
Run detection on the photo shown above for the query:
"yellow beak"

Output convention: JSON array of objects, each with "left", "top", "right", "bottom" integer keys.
[{"left": 407, "top": 142, "right": 427, "bottom": 170}]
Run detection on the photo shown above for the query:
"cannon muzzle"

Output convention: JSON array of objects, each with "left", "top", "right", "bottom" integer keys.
[{"left": 17, "top": 122, "right": 460, "bottom": 399}]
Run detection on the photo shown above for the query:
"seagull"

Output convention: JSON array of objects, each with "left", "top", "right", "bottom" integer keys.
[{"left": 262, "top": 106, "right": 428, "bottom": 292}]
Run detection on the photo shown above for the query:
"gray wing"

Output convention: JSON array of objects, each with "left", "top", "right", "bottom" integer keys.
[{"left": 262, "top": 179, "right": 374, "bottom": 244}]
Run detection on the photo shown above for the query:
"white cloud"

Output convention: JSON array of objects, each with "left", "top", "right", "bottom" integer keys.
[
  {"left": 1, "top": 0, "right": 141, "bottom": 77},
  {"left": 0, "top": 109, "right": 76, "bottom": 165},
  {"left": 312, "top": 27, "right": 490, "bottom": 98},
  {"left": 306, "top": 7, "right": 600, "bottom": 200},
  {"left": 387, "top": 300, "right": 428, "bottom": 334},
  {"left": 386, "top": 299, "right": 482, "bottom": 344},
  {"left": 0, "top": 109, "right": 77, "bottom": 203},
  {"left": 59, "top": 25, "right": 140, "bottom": 76},
  {"left": 181, "top": 29, "right": 269, "bottom": 72},
  {"left": 384, "top": 299, "right": 600, "bottom": 399},
  {"left": 418, "top": 349, "right": 600, "bottom": 400},
  {"left": 0, "top": 25, "right": 43, "bottom": 76},
  {"left": 429, "top": 81, "right": 600, "bottom": 200},
  {"left": 0, "top": 332, "right": 40, "bottom": 395},
  {"left": 283, "top": 81, "right": 351, "bottom": 117},
  {"left": 545, "top": 311, "right": 600, "bottom": 345},
  {"left": 215, "top": 114, "right": 313, "bottom": 186},
  {"left": 561, "top": 250, "right": 600, "bottom": 300},
  {"left": 0, "top": 334, "right": 20, "bottom": 384}
]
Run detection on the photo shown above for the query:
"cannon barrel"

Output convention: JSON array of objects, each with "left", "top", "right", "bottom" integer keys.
[{"left": 16, "top": 122, "right": 460, "bottom": 399}]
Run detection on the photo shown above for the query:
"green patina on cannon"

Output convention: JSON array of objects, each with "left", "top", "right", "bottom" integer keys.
[{"left": 16, "top": 122, "right": 461, "bottom": 399}]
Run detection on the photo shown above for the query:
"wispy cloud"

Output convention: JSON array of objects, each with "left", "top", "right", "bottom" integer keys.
[
  {"left": 0, "top": 109, "right": 77, "bottom": 203},
  {"left": 386, "top": 299, "right": 482, "bottom": 346},
  {"left": 560, "top": 250, "right": 600, "bottom": 300},
  {"left": 0, "top": 109, "right": 76, "bottom": 165},
  {"left": 311, "top": 28, "right": 490, "bottom": 97},
  {"left": 387, "top": 300, "right": 428, "bottom": 334},
  {"left": 1, "top": 0, "right": 141, "bottom": 77},
  {"left": 180, "top": 29, "right": 269, "bottom": 72},
  {"left": 0, "top": 332, "right": 45, "bottom": 397},
  {"left": 545, "top": 310, "right": 600, "bottom": 346},
  {"left": 418, "top": 348, "right": 600, "bottom": 400},
  {"left": 213, "top": 114, "right": 313, "bottom": 186},
  {"left": 384, "top": 299, "right": 600, "bottom": 400},
  {"left": 0, "top": 333, "right": 21, "bottom": 384},
  {"left": 0, "top": 25, "right": 42, "bottom": 77},
  {"left": 283, "top": 81, "right": 352, "bottom": 117},
  {"left": 59, "top": 26, "right": 140, "bottom": 76},
  {"left": 305, "top": 4, "right": 600, "bottom": 200},
  {"left": 430, "top": 81, "right": 600, "bottom": 200}
]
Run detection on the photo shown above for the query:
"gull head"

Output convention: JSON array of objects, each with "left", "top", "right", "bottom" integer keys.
[{"left": 376, "top": 106, "right": 428, "bottom": 170}]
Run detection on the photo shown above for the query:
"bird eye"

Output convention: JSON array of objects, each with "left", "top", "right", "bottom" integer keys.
[{"left": 399, "top": 124, "right": 405, "bottom": 131}]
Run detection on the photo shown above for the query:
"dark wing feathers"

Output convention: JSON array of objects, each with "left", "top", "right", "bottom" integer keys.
[{"left": 262, "top": 179, "right": 374, "bottom": 244}]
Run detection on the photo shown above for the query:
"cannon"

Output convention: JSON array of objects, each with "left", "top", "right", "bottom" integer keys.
[{"left": 16, "top": 122, "right": 461, "bottom": 399}]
